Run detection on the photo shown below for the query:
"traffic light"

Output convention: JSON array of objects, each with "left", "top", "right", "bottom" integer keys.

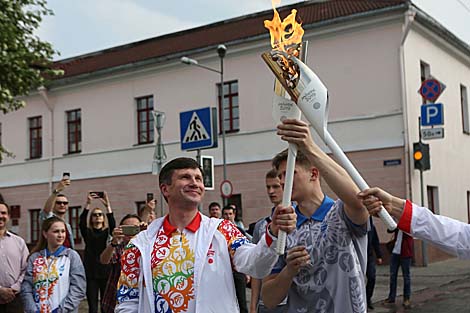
[{"left": 413, "top": 142, "right": 430, "bottom": 171}]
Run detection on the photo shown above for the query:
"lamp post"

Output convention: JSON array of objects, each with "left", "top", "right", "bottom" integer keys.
[
  {"left": 181, "top": 44, "right": 228, "bottom": 205},
  {"left": 152, "top": 110, "right": 166, "bottom": 216}
]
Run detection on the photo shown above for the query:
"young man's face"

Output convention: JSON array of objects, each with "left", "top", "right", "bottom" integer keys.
[
  {"left": 0, "top": 204, "right": 10, "bottom": 231},
  {"left": 161, "top": 168, "right": 205, "bottom": 207},
  {"left": 266, "top": 177, "right": 283, "bottom": 205},
  {"left": 54, "top": 196, "right": 69, "bottom": 216},
  {"left": 222, "top": 208, "right": 236, "bottom": 222},
  {"left": 209, "top": 205, "right": 221, "bottom": 218},
  {"left": 278, "top": 160, "right": 313, "bottom": 202}
]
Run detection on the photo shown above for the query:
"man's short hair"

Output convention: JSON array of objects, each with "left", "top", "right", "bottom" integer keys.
[
  {"left": 222, "top": 205, "right": 235, "bottom": 214},
  {"left": 209, "top": 202, "right": 221, "bottom": 209},
  {"left": 266, "top": 168, "right": 279, "bottom": 180},
  {"left": 272, "top": 148, "right": 312, "bottom": 171},
  {"left": 120, "top": 213, "right": 142, "bottom": 225},
  {"left": 56, "top": 194, "right": 67, "bottom": 199},
  {"left": 159, "top": 157, "right": 204, "bottom": 186}
]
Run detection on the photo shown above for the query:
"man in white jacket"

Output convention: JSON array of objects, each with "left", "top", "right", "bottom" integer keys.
[
  {"left": 358, "top": 187, "right": 470, "bottom": 260},
  {"left": 115, "top": 157, "right": 297, "bottom": 313}
]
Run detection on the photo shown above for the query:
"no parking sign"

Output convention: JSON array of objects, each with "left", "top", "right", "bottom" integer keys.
[{"left": 419, "top": 78, "right": 445, "bottom": 102}]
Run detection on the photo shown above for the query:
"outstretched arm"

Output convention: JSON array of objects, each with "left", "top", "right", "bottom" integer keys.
[
  {"left": 277, "top": 119, "right": 368, "bottom": 225},
  {"left": 359, "top": 187, "right": 470, "bottom": 259},
  {"left": 43, "top": 178, "right": 70, "bottom": 214}
]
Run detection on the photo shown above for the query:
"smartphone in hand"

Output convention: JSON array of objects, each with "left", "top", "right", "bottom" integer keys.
[
  {"left": 121, "top": 225, "right": 141, "bottom": 236},
  {"left": 91, "top": 191, "right": 105, "bottom": 198},
  {"left": 146, "top": 193, "right": 154, "bottom": 202},
  {"left": 63, "top": 172, "right": 70, "bottom": 180}
]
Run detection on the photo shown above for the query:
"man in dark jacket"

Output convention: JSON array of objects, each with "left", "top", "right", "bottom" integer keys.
[{"left": 366, "top": 217, "right": 383, "bottom": 310}]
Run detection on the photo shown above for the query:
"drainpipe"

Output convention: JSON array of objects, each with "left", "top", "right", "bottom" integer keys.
[
  {"left": 399, "top": 8, "right": 424, "bottom": 264},
  {"left": 399, "top": 9, "right": 415, "bottom": 203},
  {"left": 38, "top": 86, "right": 54, "bottom": 193}
]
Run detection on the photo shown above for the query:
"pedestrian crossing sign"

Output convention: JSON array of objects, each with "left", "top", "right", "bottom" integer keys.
[{"left": 180, "top": 107, "right": 218, "bottom": 151}]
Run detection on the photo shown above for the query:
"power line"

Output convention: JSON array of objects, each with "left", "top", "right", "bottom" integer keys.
[{"left": 456, "top": 0, "right": 470, "bottom": 14}]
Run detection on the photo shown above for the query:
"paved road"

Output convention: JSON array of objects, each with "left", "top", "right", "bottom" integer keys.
[
  {"left": 370, "top": 277, "right": 470, "bottom": 313},
  {"left": 78, "top": 258, "right": 470, "bottom": 312}
]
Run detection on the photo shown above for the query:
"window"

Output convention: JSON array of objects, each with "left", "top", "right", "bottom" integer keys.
[
  {"left": 136, "top": 96, "right": 154, "bottom": 144},
  {"left": 427, "top": 185, "right": 439, "bottom": 214},
  {"left": 218, "top": 80, "right": 239, "bottom": 133},
  {"left": 66, "top": 109, "right": 81, "bottom": 154},
  {"left": 420, "top": 61, "right": 431, "bottom": 104},
  {"left": 461, "top": 84, "right": 469, "bottom": 134},
  {"left": 30, "top": 209, "right": 40, "bottom": 244},
  {"left": 28, "top": 116, "right": 42, "bottom": 159},
  {"left": 68, "top": 206, "right": 82, "bottom": 244}
]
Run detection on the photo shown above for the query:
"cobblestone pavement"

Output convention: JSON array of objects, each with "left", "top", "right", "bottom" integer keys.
[{"left": 78, "top": 258, "right": 470, "bottom": 312}]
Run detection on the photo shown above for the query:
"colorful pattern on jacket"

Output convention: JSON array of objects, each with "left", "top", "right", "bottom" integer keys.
[
  {"left": 116, "top": 216, "right": 248, "bottom": 313},
  {"left": 32, "top": 254, "right": 66, "bottom": 312}
]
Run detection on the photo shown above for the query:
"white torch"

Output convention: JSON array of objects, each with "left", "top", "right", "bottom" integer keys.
[
  {"left": 271, "top": 43, "right": 308, "bottom": 255},
  {"left": 262, "top": 53, "right": 397, "bottom": 248}
]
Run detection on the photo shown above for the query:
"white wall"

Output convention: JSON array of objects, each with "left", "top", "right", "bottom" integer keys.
[{"left": 404, "top": 24, "right": 470, "bottom": 221}]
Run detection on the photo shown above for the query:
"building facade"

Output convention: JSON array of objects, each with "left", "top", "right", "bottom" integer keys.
[{"left": 1, "top": 0, "right": 469, "bottom": 262}]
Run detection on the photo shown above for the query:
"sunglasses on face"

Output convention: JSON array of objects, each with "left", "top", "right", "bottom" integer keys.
[
  {"left": 92, "top": 212, "right": 103, "bottom": 217},
  {"left": 56, "top": 201, "right": 69, "bottom": 205}
]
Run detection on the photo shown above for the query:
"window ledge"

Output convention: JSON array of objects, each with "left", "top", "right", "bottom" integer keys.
[
  {"left": 133, "top": 142, "right": 155, "bottom": 147},
  {"left": 63, "top": 151, "right": 82, "bottom": 157}
]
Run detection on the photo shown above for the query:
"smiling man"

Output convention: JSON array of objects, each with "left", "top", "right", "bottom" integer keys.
[
  {"left": 0, "top": 202, "right": 29, "bottom": 313},
  {"left": 116, "top": 157, "right": 297, "bottom": 313}
]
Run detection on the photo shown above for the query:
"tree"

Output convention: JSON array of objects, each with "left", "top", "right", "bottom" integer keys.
[
  {"left": 1, "top": 0, "right": 60, "bottom": 162},
  {"left": 0, "top": 0, "right": 59, "bottom": 114}
]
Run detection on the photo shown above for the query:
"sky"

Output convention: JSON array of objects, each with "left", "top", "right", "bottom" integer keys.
[{"left": 36, "top": 0, "right": 470, "bottom": 60}]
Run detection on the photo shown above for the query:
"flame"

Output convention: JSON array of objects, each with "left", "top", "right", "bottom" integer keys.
[{"left": 264, "top": 0, "right": 304, "bottom": 54}]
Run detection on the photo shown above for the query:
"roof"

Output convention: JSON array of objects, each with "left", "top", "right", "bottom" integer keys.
[{"left": 53, "top": 0, "right": 408, "bottom": 81}]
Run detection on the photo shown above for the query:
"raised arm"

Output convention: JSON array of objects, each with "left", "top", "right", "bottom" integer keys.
[
  {"left": 100, "top": 191, "right": 116, "bottom": 233},
  {"left": 100, "top": 227, "right": 123, "bottom": 264},
  {"left": 140, "top": 199, "right": 156, "bottom": 224},
  {"left": 277, "top": 119, "right": 368, "bottom": 225},
  {"left": 43, "top": 178, "right": 70, "bottom": 214}
]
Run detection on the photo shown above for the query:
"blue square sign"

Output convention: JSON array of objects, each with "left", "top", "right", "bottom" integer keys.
[
  {"left": 421, "top": 103, "right": 444, "bottom": 126},
  {"left": 180, "top": 107, "right": 217, "bottom": 151}
]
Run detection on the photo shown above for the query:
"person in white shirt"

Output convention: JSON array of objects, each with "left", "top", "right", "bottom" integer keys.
[{"left": 358, "top": 187, "right": 470, "bottom": 259}]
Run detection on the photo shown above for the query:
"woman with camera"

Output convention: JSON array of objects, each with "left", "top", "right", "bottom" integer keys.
[
  {"left": 100, "top": 213, "right": 143, "bottom": 313},
  {"left": 79, "top": 191, "right": 116, "bottom": 313}
]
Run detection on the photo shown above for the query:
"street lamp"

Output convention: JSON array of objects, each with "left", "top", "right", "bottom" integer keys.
[
  {"left": 152, "top": 110, "right": 166, "bottom": 216},
  {"left": 181, "top": 45, "right": 228, "bottom": 205}
]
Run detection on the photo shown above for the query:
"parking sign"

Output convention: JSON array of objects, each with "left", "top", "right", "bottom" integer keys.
[{"left": 421, "top": 103, "right": 444, "bottom": 126}]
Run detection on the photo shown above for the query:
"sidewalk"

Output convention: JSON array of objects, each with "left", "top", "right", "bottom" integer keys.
[
  {"left": 370, "top": 257, "right": 470, "bottom": 311},
  {"left": 79, "top": 258, "right": 470, "bottom": 312}
]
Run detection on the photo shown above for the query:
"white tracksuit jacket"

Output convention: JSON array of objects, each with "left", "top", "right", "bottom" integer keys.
[
  {"left": 115, "top": 213, "right": 280, "bottom": 313},
  {"left": 398, "top": 200, "right": 470, "bottom": 259}
]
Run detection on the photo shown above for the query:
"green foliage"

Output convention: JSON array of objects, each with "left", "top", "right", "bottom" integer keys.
[{"left": 0, "top": 0, "right": 58, "bottom": 114}]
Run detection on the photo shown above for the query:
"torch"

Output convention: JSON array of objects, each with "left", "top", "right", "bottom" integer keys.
[
  {"left": 262, "top": 52, "right": 397, "bottom": 237},
  {"left": 270, "top": 43, "right": 307, "bottom": 255}
]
